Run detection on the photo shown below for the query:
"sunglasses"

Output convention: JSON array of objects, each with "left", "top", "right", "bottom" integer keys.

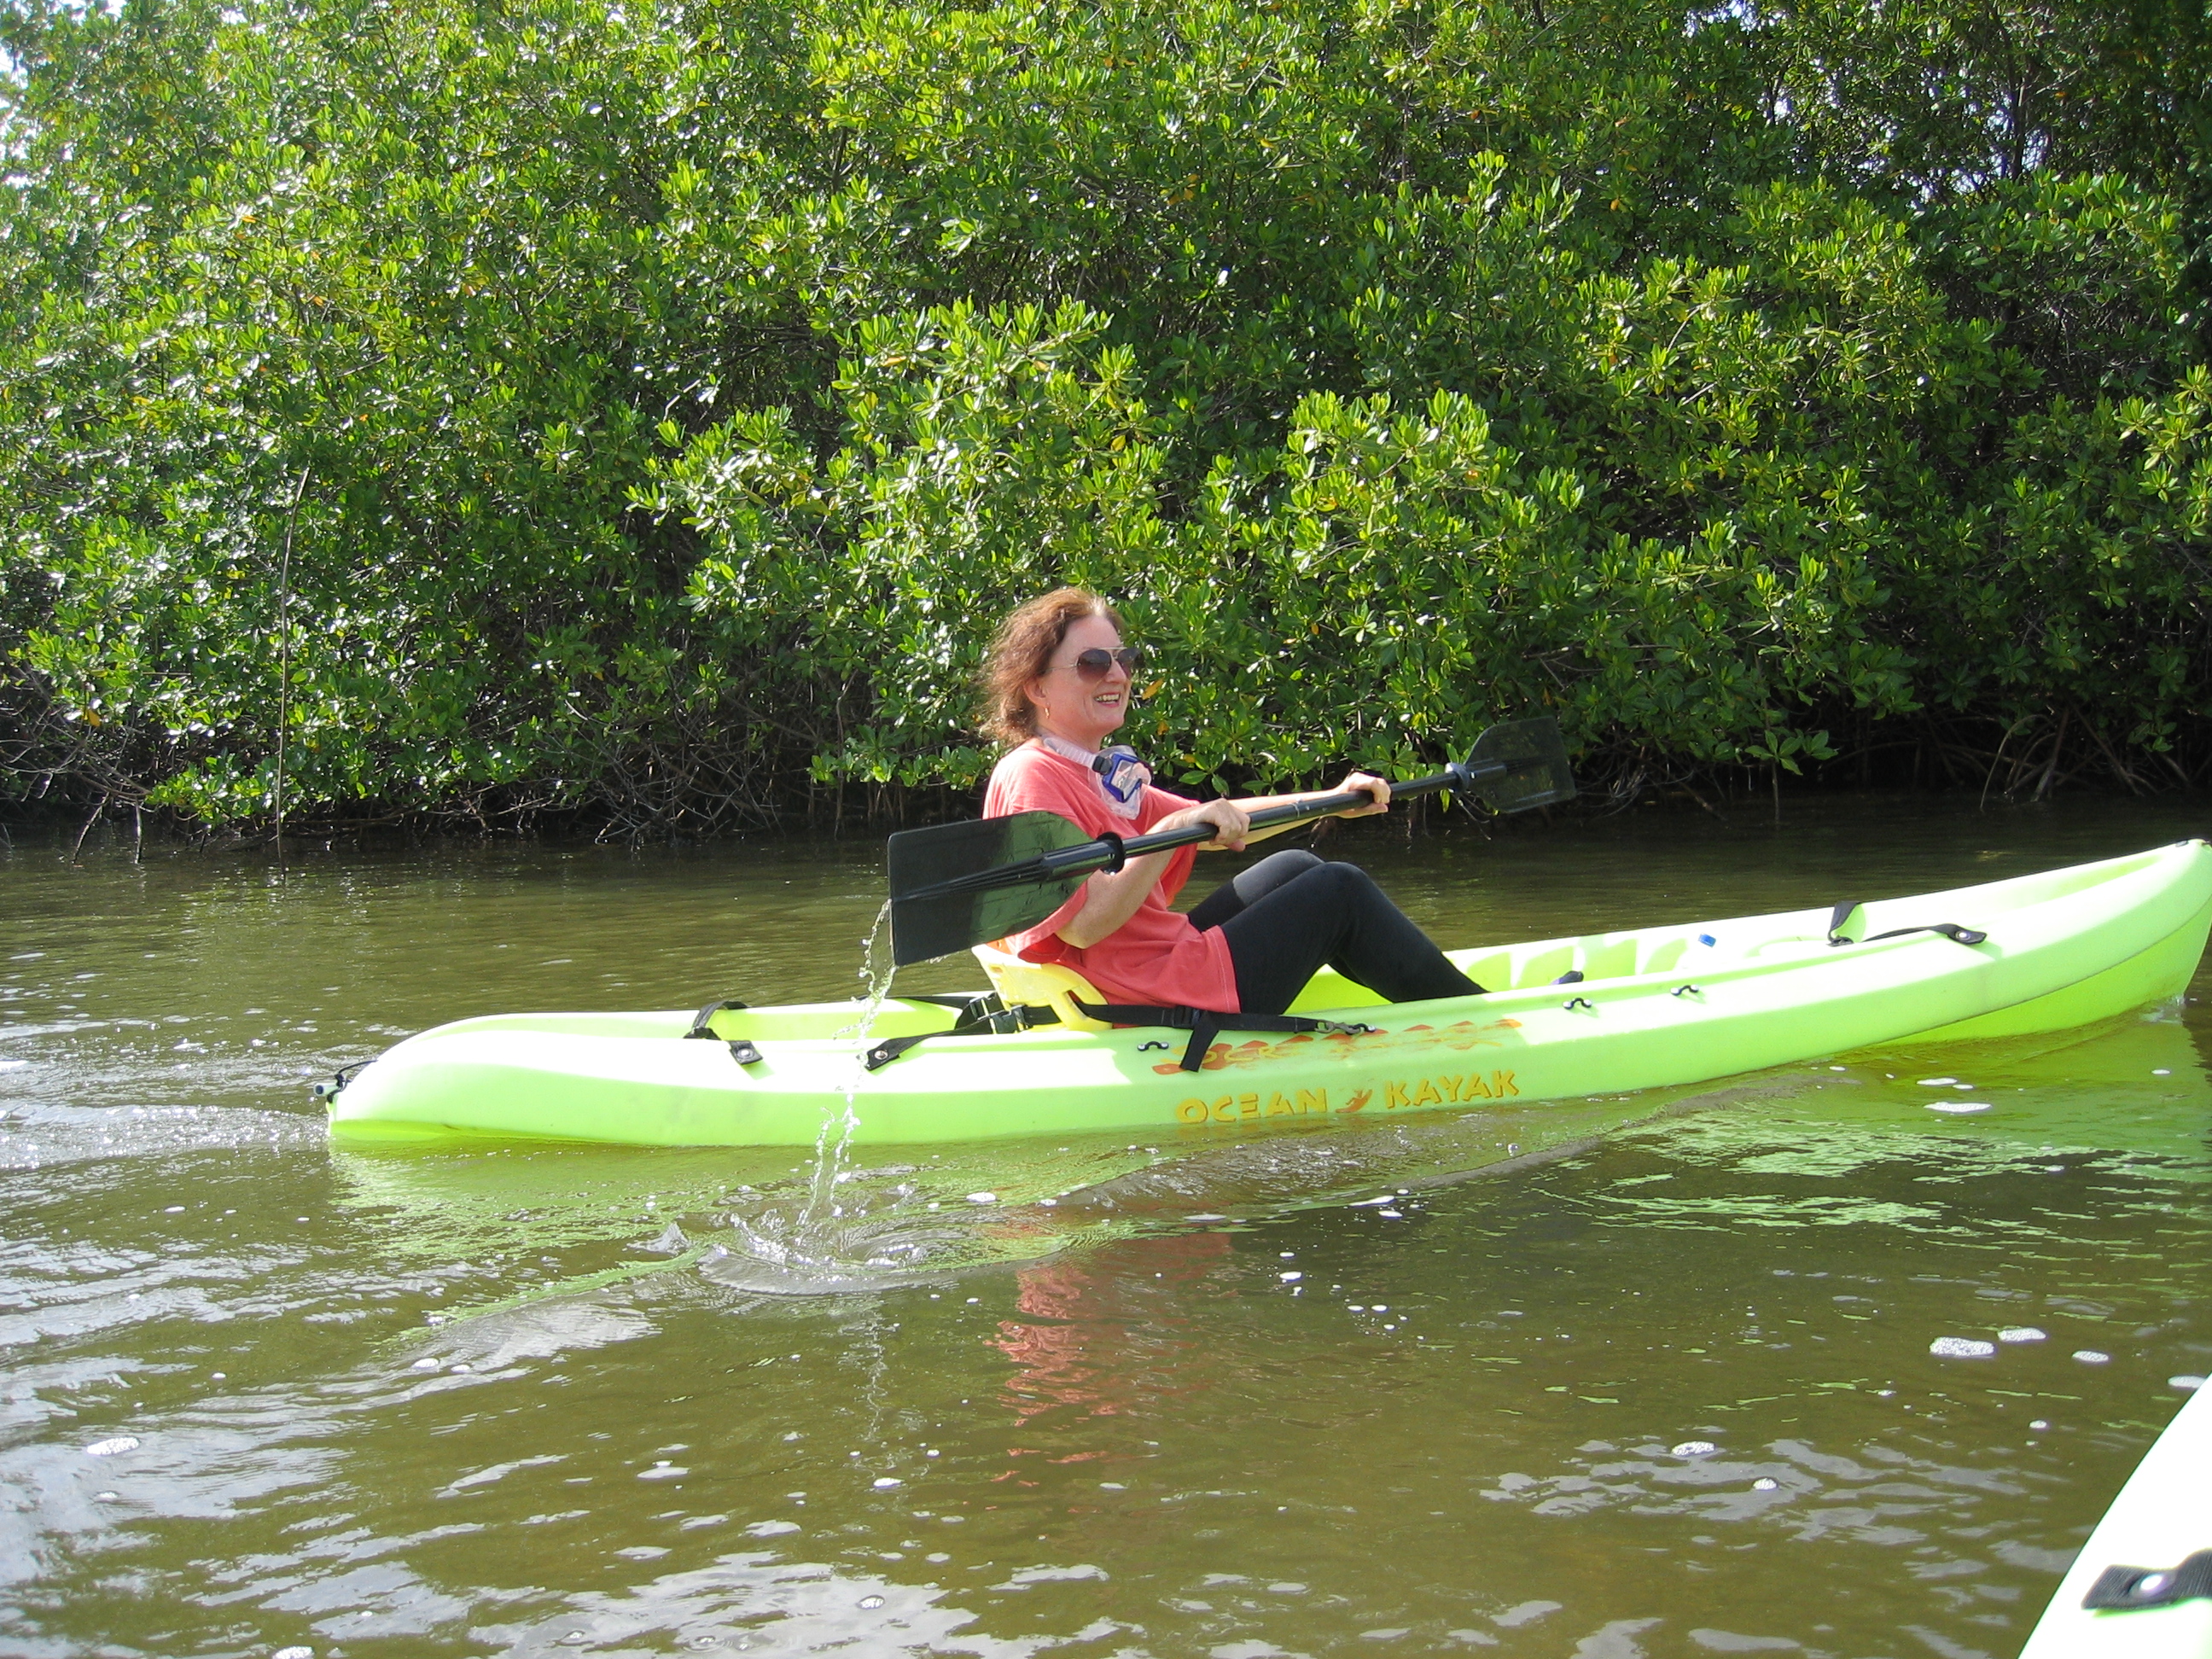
[{"left": 1050, "top": 646, "right": 1140, "bottom": 681}]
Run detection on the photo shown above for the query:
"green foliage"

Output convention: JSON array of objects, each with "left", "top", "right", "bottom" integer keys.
[{"left": 0, "top": 0, "right": 2204, "bottom": 827}]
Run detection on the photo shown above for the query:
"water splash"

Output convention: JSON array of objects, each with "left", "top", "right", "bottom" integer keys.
[
  {"left": 713, "top": 902, "right": 921, "bottom": 1289},
  {"left": 801, "top": 899, "right": 896, "bottom": 1225}
]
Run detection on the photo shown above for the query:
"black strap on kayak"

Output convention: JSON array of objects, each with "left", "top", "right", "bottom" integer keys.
[
  {"left": 860, "top": 995, "right": 1377, "bottom": 1073},
  {"left": 862, "top": 992, "right": 1027, "bottom": 1071},
  {"left": 684, "top": 998, "right": 762, "bottom": 1066},
  {"left": 1825, "top": 902, "right": 1988, "bottom": 949},
  {"left": 2082, "top": 1549, "right": 2212, "bottom": 1611},
  {"left": 901, "top": 991, "right": 1023, "bottom": 1032},
  {"left": 864, "top": 1034, "right": 930, "bottom": 1069},
  {"left": 1072, "top": 1001, "right": 1379, "bottom": 1074},
  {"left": 684, "top": 998, "right": 748, "bottom": 1038}
]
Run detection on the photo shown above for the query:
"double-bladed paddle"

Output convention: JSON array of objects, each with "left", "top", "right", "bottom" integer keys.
[{"left": 886, "top": 715, "right": 1576, "bottom": 966}]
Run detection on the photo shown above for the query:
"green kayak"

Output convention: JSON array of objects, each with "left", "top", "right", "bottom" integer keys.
[
  {"left": 2018, "top": 1379, "right": 2212, "bottom": 1659},
  {"left": 323, "top": 840, "right": 2212, "bottom": 1148}
]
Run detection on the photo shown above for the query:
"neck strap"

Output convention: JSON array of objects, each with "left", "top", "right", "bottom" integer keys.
[
  {"left": 1039, "top": 732, "right": 1107, "bottom": 771},
  {"left": 1037, "top": 732, "right": 1148, "bottom": 816}
]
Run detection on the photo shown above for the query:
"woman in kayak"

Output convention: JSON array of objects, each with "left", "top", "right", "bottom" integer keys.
[{"left": 981, "top": 587, "right": 1480, "bottom": 1017}]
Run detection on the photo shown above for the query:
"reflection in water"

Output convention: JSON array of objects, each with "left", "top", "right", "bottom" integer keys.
[
  {"left": 329, "top": 1084, "right": 1721, "bottom": 1305},
  {"left": 992, "top": 1234, "right": 1233, "bottom": 1427}
]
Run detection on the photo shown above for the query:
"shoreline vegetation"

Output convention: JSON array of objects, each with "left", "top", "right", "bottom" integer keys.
[{"left": 2, "top": 0, "right": 2207, "bottom": 842}]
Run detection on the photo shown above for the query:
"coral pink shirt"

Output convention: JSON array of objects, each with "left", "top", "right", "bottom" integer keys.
[{"left": 983, "top": 741, "right": 1239, "bottom": 1013}]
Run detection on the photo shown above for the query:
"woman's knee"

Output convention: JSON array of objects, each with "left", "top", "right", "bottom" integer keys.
[
  {"left": 1299, "top": 861, "right": 1409, "bottom": 928},
  {"left": 1232, "top": 847, "right": 1324, "bottom": 903},
  {"left": 1300, "top": 859, "right": 1377, "bottom": 900}
]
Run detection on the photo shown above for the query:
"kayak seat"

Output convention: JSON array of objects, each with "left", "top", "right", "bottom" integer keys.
[{"left": 970, "top": 945, "right": 1115, "bottom": 1033}]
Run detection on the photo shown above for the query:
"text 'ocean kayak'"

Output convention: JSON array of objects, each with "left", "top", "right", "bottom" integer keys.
[{"left": 323, "top": 841, "right": 2212, "bottom": 1149}]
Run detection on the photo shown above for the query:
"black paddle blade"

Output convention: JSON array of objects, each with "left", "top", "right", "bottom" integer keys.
[
  {"left": 1467, "top": 716, "right": 1577, "bottom": 812},
  {"left": 888, "top": 809, "right": 1093, "bottom": 966}
]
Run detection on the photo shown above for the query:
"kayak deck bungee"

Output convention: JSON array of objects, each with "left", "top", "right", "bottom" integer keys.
[{"left": 323, "top": 841, "right": 2212, "bottom": 1148}]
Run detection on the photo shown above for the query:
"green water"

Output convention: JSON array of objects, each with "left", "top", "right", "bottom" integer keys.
[{"left": 4, "top": 795, "right": 2209, "bottom": 1657}]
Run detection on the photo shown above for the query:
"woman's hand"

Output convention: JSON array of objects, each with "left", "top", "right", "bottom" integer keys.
[
  {"left": 1155, "top": 797, "right": 1252, "bottom": 852},
  {"left": 1334, "top": 771, "right": 1391, "bottom": 818}
]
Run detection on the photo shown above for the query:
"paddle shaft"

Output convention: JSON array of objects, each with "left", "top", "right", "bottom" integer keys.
[{"left": 905, "top": 755, "right": 1511, "bottom": 905}]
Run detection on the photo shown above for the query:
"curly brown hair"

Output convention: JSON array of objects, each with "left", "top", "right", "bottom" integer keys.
[{"left": 979, "top": 587, "right": 1124, "bottom": 745}]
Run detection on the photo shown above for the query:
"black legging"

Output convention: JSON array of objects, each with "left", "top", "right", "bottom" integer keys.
[{"left": 1185, "top": 848, "right": 1481, "bottom": 1015}]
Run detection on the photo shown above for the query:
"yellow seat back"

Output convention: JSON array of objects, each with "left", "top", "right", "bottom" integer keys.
[{"left": 970, "top": 943, "right": 1113, "bottom": 1032}]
